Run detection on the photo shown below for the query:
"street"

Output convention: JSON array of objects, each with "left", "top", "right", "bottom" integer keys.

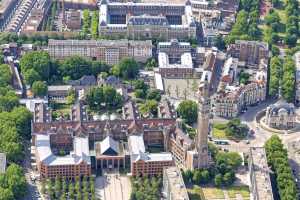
[{"left": 22, "top": 141, "right": 42, "bottom": 200}]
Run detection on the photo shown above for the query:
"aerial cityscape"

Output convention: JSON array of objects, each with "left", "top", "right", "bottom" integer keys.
[{"left": 0, "top": 0, "right": 299, "bottom": 199}]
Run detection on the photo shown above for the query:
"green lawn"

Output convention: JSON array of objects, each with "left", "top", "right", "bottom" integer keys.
[
  {"left": 187, "top": 186, "right": 203, "bottom": 200},
  {"left": 212, "top": 123, "right": 227, "bottom": 139},
  {"left": 226, "top": 186, "right": 250, "bottom": 199},
  {"left": 201, "top": 187, "right": 225, "bottom": 199}
]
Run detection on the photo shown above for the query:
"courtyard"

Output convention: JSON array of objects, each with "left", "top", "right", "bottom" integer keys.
[
  {"left": 163, "top": 78, "right": 201, "bottom": 100},
  {"left": 95, "top": 171, "right": 131, "bottom": 200}
]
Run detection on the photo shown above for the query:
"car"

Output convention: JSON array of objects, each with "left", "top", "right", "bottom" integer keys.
[{"left": 245, "top": 140, "right": 250, "bottom": 144}]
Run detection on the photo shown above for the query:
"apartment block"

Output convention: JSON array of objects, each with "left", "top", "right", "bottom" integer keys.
[{"left": 48, "top": 39, "right": 152, "bottom": 65}]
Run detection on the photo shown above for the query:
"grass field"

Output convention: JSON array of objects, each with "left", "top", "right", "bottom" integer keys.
[
  {"left": 202, "top": 187, "right": 225, "bottom": 199},
  {"left": 188, "top": 185, "right": 250, "bottom": 200},
  {"left": 212, "top": 123, "right": 227, "bottom": 139},
  {"left": 227, "top": 186, "right": 250, "bottom": 198}
]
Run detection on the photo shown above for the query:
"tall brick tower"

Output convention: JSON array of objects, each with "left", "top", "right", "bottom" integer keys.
[{"left": 196, "top": 76, "right": 210, "bottom": 168}]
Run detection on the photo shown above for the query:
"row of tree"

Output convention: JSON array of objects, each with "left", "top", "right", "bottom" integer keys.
[
  {"left": 264, "top": 135, "right": 298, "bottom": 200},
  {"left": 225, "top": 0, "right": 261, "bottom": 44},
  {"left": 43, "top": 176, "right": 95, "bottom": 200},
  {"left": 269, "top": 56, "right": 295, "bottom": 102},
  {"left": 20, "top": 51, "right": 140, "bottom": 88},
  {"left": 130, "top": 177, "right": 162, "bottom": 200},
  {"left": 182, "top": 144, "right": 242, "bottom": 187}
]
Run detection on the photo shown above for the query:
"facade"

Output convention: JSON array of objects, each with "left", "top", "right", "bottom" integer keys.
[
  {"left": 294, "top": 51, "right": 300, "bottom": 105},
  {"left": 228, "top": 40, "right": 269, "bottom": 67},
  {"left": 158, "top": 40, "right": 194, "bottom": 78},
  {"left": 0, "top": 0, "right": 19, "bottom": 31},
  {"left": 98, "top": 0, "right": 197, "bottom": 40},
  {"left": 249, "top": 147, "right": 274, "bottom": 200},
  {"left": 35, "top": 134, "right": 91, "bottom": 179},
  {"left": 265, "top": 98, "right": 296, "bottom": 130},
  {"left": 214, "top": 82, "right": 267, "bottom": 118},
  {"left": 163, "top": 167, "right": 189, "bottom": 200},
  {"left": 48, "top": 85, "right": 73, "bottom": 103},
  {"left": 48, "top": 39, "right": 152, "bottom": 65},
  {"left": 65, "top": 10, "right": 82, "bottom": 30},
  {"left": 196, "top": 76, "right": 210, "bottom": 168}
]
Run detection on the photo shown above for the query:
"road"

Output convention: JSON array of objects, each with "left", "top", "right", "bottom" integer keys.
[
  {"left": 22, "top": 141, "right": 41, "bottom": 200},
  {"left": 213, "top": 98, "right": 300, "bottom": 152}
]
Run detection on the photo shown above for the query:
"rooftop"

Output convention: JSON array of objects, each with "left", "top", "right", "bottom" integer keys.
[
  {"left": 0, "top": 153, "right": 6, "bottom": 173},
  {"left": 164, "top": 167, "right": 189, "bottom": 200},
  {"left": 35, "top": 134, "right": 91, "bottom": 166},
  {"left": 249, "top": 147, "right": 274, "bottom": 200}
]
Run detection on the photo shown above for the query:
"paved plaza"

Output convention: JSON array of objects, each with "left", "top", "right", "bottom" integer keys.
[{"left": 95, "top": 171, "right": 131, "bottom": 200}]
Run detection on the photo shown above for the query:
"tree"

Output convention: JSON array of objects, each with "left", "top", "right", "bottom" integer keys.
[
  {"left": 214, "top": 174, "right": 223, "bottom": 187},
  {"left": 82, "top": 9, "right": 91, "bottom": 35},
  {"left": 216, "top": 152, "right": 242, "bottom": 170},
  {"left": 5, "top": 164, "right": 27, "bottom": 199},
  {"left": 145, "top": 58, "right": 157, "bottom": 70},
  {"left": 269, "top": 56, "right": 282, "bottom": 96},
  {"left": 0, "top": 88, "right": 19, "bottom": 112},
  {"left": 177, "top": 100, "right": 198, "bottom": 125},
  {"left": 112, "top": 58, "right": 139, "bottom": 79},
  {"left": 0, "top": 54, "right": 4, "bottom": 64},
  {"left": 265, "top": 135, "right": 298, "bottom": 200},
  {"left": 55, "top": 176, "right": 62, "bottom": 198},
  {"left": 24, "top": 69, "right": 41, "bottom": 86},
  {"left": 0, "top": 64, "right": 12, "bottom": 87},
  {"left": 282, "top": 57, "right": 295, "bottom": 102},
  {"left": 59, "top": 56, "right": 92, "bottom": 80},
  {"left": 139, "top": 100, "right": 158, "bottom": 117},
  {"left": 31, "top": 81, "right": 47, "bottom": 97},
  {"left": 146, "top": 89, "right": 161, "bottom": 101},
  {"left": 9, "top": 106, "right": 32, "bottom": 139},
  {"left": 68, "top": 182, "right": 75, "bottom": 200},
  {"left": 91, "top": 11, "right": 99, "bottom": 39},
  {"left": 20, "top": 51, "right": 52, "bottom": 83},
  {"left": 0, "top": 187, "right": 14, "bottom": 200},
  {"left": 225, "top": 118, "right": 249, "bottom": 139},
  {"left": 66, "top": 89, "right": 76, "bottom": 105},
  {"left": 284, "top": 33, "right": 297, "bottom": 47},
  {"left": 213, "top": 35, "right": 226, "bottom": 50}
]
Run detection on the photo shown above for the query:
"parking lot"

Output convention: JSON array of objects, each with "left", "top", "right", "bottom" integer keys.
[{"left": 95, "top": 171, "right": 131, "bottom": 200}]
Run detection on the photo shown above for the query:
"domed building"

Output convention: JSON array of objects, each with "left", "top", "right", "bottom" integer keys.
[{"left": 265, "top": 97, "right": 296, "bottom": 130}]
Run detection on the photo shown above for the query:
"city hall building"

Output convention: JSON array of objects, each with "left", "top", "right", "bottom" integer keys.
[{"left": 98, "top": 0, "right": 197, "bottom": 40}]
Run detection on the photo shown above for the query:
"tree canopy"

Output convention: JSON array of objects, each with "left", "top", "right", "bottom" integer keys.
[
  {"left": 20, "top": 51, "right": 53, "bottom": 85},
  {"left": 177, "top": 100, "right": 198, "bottom": 125},
  {"left": 86, "top": 85, "right": 123, "bottom": 111},
  {"left": 112, "top": 58, "right": 139, "bottom": 79},
  {"left": 0, "top": 64, "right": 12, "bottom": 87},
  {"left": 265, "top": 135, "right": 298, "bottom": 200},
  {"left": 32, "top": 81, "right": 48, "bottom": 97}
]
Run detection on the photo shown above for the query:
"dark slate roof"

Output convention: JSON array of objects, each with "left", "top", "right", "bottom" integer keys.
[
  {"left": 128, "top": 15, "right": 169, "bottom": 26},
  {"left": 68, "top": 75, "right": 96, "bottom": 86},
  {"left": 100, "top": 136, "right": 119, "bottom": 156},
  {"left": 268, "top": 99, "right": 295, "bottom": 115}
]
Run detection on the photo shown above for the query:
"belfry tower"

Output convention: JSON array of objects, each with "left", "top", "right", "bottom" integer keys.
[{"left": 196, "top": 76, "right": 210, "bottom": 168}]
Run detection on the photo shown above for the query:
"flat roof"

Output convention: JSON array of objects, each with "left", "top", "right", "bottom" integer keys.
[
  {"left": 128, "top": 135, "right": 145, "bottom": 155},
  {"left": 249, "top": 147, "right": 274, "bottom": 200},
  {"left": 164, "top": 167, "right": 189, "bottom": 200},
  {"left": 0, "top": 153, "right": 6, "bottom": 173},
  {"left": 35, "top": 134, "right": 91, "bottom": 166}
]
